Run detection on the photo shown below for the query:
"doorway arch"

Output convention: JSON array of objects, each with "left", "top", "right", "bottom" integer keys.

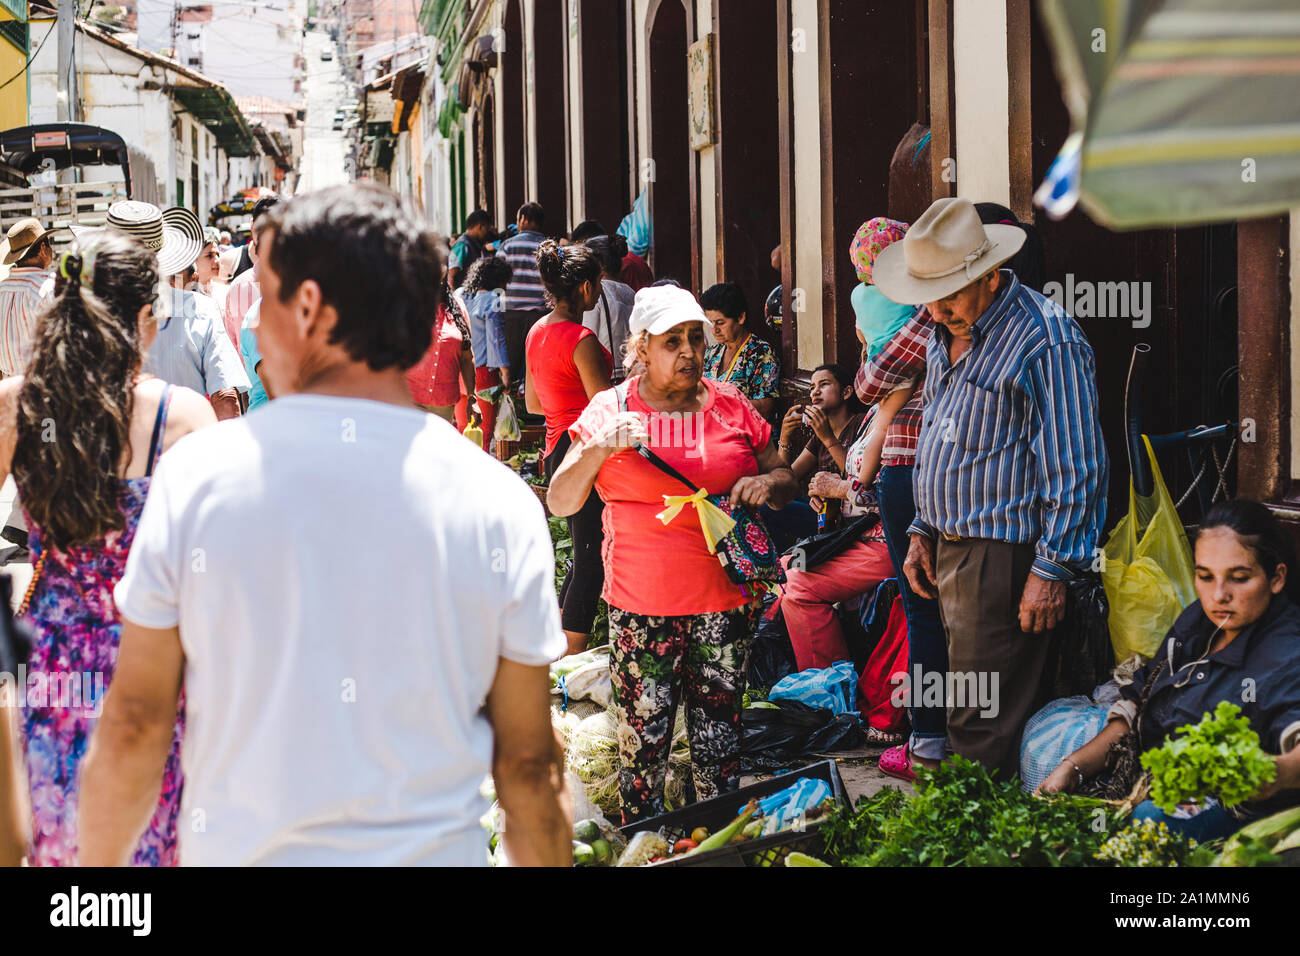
[
  {"left": 534, "top": 0, "right": 569, "bottom": 236},
  {"left": 500, "top": 0, "right": 526, "bottom": 222},
  {"left": 647, "top": 0, "right": 694, "bottom": 287}
]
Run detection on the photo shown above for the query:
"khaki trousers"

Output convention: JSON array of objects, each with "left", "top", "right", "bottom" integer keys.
[{"left": 934, "top": 538, "right": 1054, "bottom": 780}]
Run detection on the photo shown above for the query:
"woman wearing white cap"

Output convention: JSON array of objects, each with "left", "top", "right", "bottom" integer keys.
[{"left": 549, "top": 286, "right": 797, "bottom": 822}]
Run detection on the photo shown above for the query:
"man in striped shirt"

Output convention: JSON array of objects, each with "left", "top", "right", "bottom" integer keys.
[
  {"left": 498, "top": 202, "right": 548, "bottom": 381},
  {"left": 0, "top": 219, "right": 56, "bottom": 378},
  {"left": 873, "top": 198, "right": 1107, "bottom": 777}
]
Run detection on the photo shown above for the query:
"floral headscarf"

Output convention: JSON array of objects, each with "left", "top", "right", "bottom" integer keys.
[{"left": 849, "top": 217, "right": 908, "bottom": 285}]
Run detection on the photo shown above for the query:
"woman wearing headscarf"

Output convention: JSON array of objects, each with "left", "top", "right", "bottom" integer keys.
[{"left": 548, "top": 286, "right": 797, "bottom": 822}]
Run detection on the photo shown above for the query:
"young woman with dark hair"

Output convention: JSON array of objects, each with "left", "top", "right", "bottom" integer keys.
[
  {"left": 0, "top": 230, "right": 216, "bottom": 866},
  {"left": 579, "top": 234, "right": 635, "bottom": 379},
  {"left": 525, "top": 240, "right": 612, "bottom": 654},
  {"left": 1039, "top": 498, "right": 1300, "bottom": 840}
]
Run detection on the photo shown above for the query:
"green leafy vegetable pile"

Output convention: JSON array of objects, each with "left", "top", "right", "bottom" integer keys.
[
  {"left": 1140, "top": 701, "right": 1277, "bottom": 814},
  {"left": 821, "top": 756, "right": 1113, "bottom": 866}
]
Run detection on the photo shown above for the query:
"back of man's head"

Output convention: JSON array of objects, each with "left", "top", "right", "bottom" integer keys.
[
  {"left": 262, "top": 183, "right": 441, "bottom": 372},
  {"left": 464, "top": 210, "right": 491, "bottom": 234},
  {"left": 252, "top": 196, "right": 281, "bottom": 223},
  {"left": 517, "top": 202, "right": 544, "bottom": 230}
]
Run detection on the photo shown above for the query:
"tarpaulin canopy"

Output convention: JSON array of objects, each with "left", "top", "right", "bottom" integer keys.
[
  {"left": 0, "top": 124, "right": 133, "bottom": 195},
  {"left": 1036, "top": 0, "right": 1300, "bottom": 229}
]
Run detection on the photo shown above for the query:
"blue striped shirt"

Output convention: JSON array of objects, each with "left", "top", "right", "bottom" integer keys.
[
  {"left": 907, "top": 272, "right": 1107, "bottom": 581},
  {"left": 499, "top": 230, "right": 547, "bottom": 311}
]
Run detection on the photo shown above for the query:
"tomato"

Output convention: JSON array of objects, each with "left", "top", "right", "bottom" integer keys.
[{"left": 673, "top": 838, "right": 699, "bottom": 854}]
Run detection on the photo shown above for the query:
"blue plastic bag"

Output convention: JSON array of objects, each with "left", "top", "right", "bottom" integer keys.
[
  {"left": 742, "top": 777, "right": 832, "bottom": 832},
  {"left": 1018, "top": 695, "right": 1111, "bottom": 792},
  {"left": 769, "top": 661, "right": 858, "bottom": 716}
]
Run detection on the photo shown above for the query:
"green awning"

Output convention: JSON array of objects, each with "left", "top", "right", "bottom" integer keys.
[
  {"left": 172, "top": 85, "right": 259, "bottom": 158},
  {"left": 1038, "top": 0, "right": 1300, "bottom": 228}
]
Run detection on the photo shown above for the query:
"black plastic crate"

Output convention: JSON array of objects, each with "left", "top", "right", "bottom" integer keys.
[{"left": 619, "top": 759, "right": 846, "bottom": 867}]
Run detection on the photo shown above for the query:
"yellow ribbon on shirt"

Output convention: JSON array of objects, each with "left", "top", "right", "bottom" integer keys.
[{"left": 656, "top": 488, "right": 737, "bottom": 555}]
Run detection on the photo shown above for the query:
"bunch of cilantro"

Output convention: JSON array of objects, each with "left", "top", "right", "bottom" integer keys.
[
  {"left": 1140, "top": 701, "right": 1277, "bottom": 814},
  {"left": 821, "top": 756, "right": 1111, "bottom": 867}
]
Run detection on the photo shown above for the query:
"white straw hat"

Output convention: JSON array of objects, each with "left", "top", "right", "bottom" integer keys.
[{"left": 872, "top": 197, "right": 1026, "bottom": 305}]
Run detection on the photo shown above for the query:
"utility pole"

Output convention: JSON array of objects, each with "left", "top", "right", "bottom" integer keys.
[{"left": 56, "top": 0, "right": 76, "bottom": 122}]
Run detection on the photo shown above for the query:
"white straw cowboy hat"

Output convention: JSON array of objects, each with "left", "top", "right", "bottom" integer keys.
[
  {"left": 86, "top": 200, "right": 206, "bottom": 277},
  {"left": 872, "top": 197, "right": 1026, "bottom": 305}
]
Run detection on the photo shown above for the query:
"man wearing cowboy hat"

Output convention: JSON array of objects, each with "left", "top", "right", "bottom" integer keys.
[
  {"left": 0, "top": 218, "right": 57, "bottom": 379},
  {"left": 872, "top": 196, "right": 1107, "bottom": 778},
  {"left": 98, "top": 201, "right": 249, "bottom": 419},
  {"left": 0, "top": 218, "right": 58, "bottom": 555}
]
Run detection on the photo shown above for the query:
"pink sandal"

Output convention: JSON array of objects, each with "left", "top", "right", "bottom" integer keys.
[{"left": 878, "top": 743, "right": 916, "bottom": 783}]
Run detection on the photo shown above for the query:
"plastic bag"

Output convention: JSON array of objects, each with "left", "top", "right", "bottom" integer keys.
[
  {"left": 1018, "top": 695, "right": 1112, "bottom": 792},
  {"left": 747, "top": 592, "right": 797, "bottom": 690},
  {"left": 740, "top": 699, "right": 864, "bottom": 772},
  {"left": 1044, "top": 573, "right": 1115, "bottom": 699},
  {"left": 769, "top": 661, "right": 858, "bottom": 715},
  {"left": 856, "top": 595, "right": 909, "bottom": 735},
  {"left": 495, "top": 392, "right": 521, "bottom": 442},
  {"left": 1101, "top": 436, "right": 1194, "bottom": 661},
  {"left": 551, "top": 646, "right": 612, "bottom": 710}
]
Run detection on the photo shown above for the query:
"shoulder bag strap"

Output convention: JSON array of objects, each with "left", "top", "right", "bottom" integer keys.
[
  {"left": 598, "top": 285, "right": 611, "bottom": 353},
  {"left": 616, "top": 380, "right": 699, "bottom": 494}
]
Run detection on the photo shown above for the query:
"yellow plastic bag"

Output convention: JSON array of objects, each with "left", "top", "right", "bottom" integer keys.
[{"left": 1100, "top": 436, "right": 1195, "bottom": 662}]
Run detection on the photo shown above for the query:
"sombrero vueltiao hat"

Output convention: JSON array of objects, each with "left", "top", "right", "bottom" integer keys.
[
  {"left": 95, "top": 200, "right": 206, "bottom": 277},
  {"left": 872, "top": 197, "right": 1026, "bottom": 306}
]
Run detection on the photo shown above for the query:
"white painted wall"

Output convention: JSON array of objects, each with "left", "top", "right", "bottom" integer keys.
[
  {"left": 136, "top": 0, "right": 305, "bottom": 105},
  {"left": 953, "top": 0, "right": 1010, "bottom": 207},
  {"left": 696, "top": 0, "right": 716, "bottom": 289},
  {"left": 791, "top": 0, "right": 823, "bottom": 370}
]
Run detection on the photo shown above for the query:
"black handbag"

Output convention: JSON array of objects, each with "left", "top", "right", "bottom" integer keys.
[{"left": 784, "top": 513, "right": 881, "bottom": 571}]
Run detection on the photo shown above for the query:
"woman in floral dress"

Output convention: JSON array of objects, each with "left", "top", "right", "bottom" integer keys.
[
  {"left": 700, "top": 282, "right": 781, "bottom": 420},
  {"left": 0, "top": 231, "right": 216, "bottom": 865},
  {"left": 548, "top": 286, "right": 798, "bottom": 822}
]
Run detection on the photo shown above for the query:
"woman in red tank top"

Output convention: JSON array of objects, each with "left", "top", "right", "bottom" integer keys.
[{"left": 525, "top": 240, "right": 612, "bottom": 655}]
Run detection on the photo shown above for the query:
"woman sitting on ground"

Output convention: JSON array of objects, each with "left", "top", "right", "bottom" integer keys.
[{"left": 1039, "top": 499, "right": 1300, "bottom": 841}]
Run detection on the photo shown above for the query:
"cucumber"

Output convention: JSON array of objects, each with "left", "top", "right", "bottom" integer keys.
[
  {"left": 572, "top": 841, "right": 595, "bottom": 866},
  {"left": 590, "top": 838, "right": 612, "bottom": 865}
]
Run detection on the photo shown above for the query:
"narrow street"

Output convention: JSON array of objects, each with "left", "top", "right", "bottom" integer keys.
[{"left": 298, "top": 29, "right": 349, "bottom": 194}]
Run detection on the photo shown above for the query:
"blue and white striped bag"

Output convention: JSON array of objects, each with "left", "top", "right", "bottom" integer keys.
[
  {"left": 769, "top": 661, "right": 858, "bottom": 716},
  {"left": 1019, "top": 695, "right": 1111, "bottom": 792}
]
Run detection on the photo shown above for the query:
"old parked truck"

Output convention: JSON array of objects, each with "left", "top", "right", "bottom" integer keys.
[{"left": 0, "top": 123, "right": 136, "bottom": 251}]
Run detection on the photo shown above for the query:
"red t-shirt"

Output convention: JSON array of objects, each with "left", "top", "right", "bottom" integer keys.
[
  {"left": 620, "top": 253, "right": 654, "bottom": 292},
  {"left": 569, "top": 376, "right": 773, "bottom": 616},
  {"left": 526, "top": 318, "right": 612, "bottom": 457}
]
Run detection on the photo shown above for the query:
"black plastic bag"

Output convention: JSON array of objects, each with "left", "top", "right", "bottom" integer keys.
[
  {"left": 1045, "top": 573, "right": 1113, "bottom": 700},
  {"left": 747, "top": 592, "right": 797, "bottom": 690},
  {"left": 740, "top": 699, "right": 865, "bottom": 772}
]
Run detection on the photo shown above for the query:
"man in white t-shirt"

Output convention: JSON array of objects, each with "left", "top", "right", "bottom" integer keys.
[{"left": 80, "top": 183, "right": 571, "bottom": 867}]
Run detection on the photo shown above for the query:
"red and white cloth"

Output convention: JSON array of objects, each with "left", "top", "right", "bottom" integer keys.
[{"left": 0, "top": 266, "right": 54, "bottom": 377}]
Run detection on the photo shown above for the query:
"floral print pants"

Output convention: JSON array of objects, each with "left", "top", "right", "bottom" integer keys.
[{"left": 608, "top": 604, "right": 754, "bottom": 823}]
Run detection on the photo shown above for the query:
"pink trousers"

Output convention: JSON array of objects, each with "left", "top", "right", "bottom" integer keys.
[{"left": 778, "top": 538, "right": 894, "bottom": 672}]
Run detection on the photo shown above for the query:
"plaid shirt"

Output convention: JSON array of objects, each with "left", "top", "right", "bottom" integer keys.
[{"left": 854, "top": 305, "right": 929, "bottom": 465}]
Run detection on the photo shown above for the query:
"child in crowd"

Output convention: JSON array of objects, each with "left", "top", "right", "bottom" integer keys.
[{"left": 849, "top": 218, "right": 917, "bottom": 490}]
